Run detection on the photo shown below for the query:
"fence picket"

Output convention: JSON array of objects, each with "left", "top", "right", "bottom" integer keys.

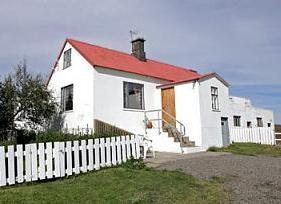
[
  {"left": 88, "top": 139, "right": 94, "bottom": 171},
  {"left": 121, "top": 136, "right": 126, "bottom": 162},
  {"left": 54, "top": 142, "right": 60, "bottom": 178},
  {"left": 131, "top": 135, "right": 136, "bottom": 159},
  {"left": 59, "top": 142, "right": 65, "bottom": 177},
  {"left": 46, "top": 143, "right": 53, "bottom": 179},
  {"left": 106, "top": 138, "right": 111, "bottom": 167},
  {"left": 81, "top": 140, "right": 87, "bottom": 172},
  {"left": 100, "top": 138, "right": 105, "bottom": 167},
  {"left": 16, "top": 145, "right": 24, "bottom": 183},
  {"left": 38, "top": 143, "right": 45, "bottom": 180},
  {"left": 7, "top": 146, "right": 15, "bottom": 185},
  {"left": 126, "top": 135, "right": 131, "bottom": 159},
  {"left": 66, "top": 141, "right": 72, "bottom": 176},
  {"left": 0, "top": 146, "right": 6, "bottom": 186},
  {"left": 30, "top": 144, "right": 38, "bottom": 181},
  {"left": 135, "top": 135, "right": 141, "bottom": 159},
  {"left": 116, "top": 137, "right": 122, "bottom": 164},
  {"left": 73, "top": 141, "right": 80, "bottom": 174},
  {"left": 111, "top": 137, "right": 117, "bottom": 166},
  {"left": 25, "top": 144, "right": 32, "bottom": 182},
  {"left": 94, "top": 139, "right": 100, "bottom": 170}
]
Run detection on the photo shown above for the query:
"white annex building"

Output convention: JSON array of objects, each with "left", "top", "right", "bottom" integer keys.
[{"left": 47, "top": 38, "right": 274, "bottom": 153}]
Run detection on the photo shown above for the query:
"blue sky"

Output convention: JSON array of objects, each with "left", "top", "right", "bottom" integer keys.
[{"left": 0, "top": 0, "right": 280, "bottom": 123}]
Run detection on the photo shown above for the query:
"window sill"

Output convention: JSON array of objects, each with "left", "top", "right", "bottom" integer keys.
[
  {"left": 63, "top": 110, "right": 74, "bottom": 114},
  {"left": 123, "top": 108, "right": 145, "bottom": 112},
  {"left": 212, "top": 109, "right": 221, "bottom": 112}
]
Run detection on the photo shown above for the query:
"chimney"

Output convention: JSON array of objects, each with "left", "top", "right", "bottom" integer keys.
[{"left": 131, "top": 38, "right": 146, "bottom": 61}]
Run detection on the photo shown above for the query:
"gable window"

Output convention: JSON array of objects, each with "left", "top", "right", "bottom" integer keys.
[
  {"left": 123, "top": 82, "right": 144, "bottom": 110},
  {"left": 211, "top": 87, "right": 219, "bottom": 111},
  {"left": 61, "top": 85, "right": 73, "bottom": 112},
  {"left": 63, "top": 49, "right": 71, "bottom": 69},
  {"left": 257, "top": 117, "right": 263, "bottom": 127},
  {"left": 233, "top": 116, "right": 241, "bottom": 127}
]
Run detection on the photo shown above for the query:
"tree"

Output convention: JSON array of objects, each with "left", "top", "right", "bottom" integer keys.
[{"left": 0, "top": 62, "right": 57, "bottom": 140}]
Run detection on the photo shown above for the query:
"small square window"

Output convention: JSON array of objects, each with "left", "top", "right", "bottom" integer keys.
[
  {"left": 211, "top": 87, "right": 219, "bottom": 111},
  {"left": 123, "top": 82, "right": 144, "bottom": 110},
  {"left": 61, "top": 85, "right": 73, "bottom": 112},
  {"left": 267, "top": 123, "right": 271, "bottom": 127},
  {"left": 233, "top": 116, "right": 241, "bottom": 127},
  {"left": 247, "top": 121, "right": 252, "bottom": 128},
  {"left": 63, "top": 49, "right": 71, "bottom": 69}
]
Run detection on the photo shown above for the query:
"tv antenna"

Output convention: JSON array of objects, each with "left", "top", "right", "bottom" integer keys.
[{"left": 129, "top": 30, "right": 139, "bottom": 41}]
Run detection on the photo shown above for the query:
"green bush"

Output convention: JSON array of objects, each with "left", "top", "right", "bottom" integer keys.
[{"left": 121, "top": 157, "right": 146, "bottom": 170}]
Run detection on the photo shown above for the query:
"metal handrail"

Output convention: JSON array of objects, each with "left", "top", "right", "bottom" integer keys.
[{"left": 144, "top": 109, "right": 186, "bottom": 136}]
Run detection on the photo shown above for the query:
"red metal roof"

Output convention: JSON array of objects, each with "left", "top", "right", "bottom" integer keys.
[
  {"left": 48, "top": 39, "right": 229, "bottom": 86},
  {"left": 67, "top": 38, "right": 201, "bottom": 82}
]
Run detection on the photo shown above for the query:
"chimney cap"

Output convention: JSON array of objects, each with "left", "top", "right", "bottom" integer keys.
[{"left": 131, "top": 37, "right": 145, "bottom": 43}]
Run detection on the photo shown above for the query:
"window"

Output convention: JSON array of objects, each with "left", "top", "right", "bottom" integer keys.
[
  {"left": 268, "top": 123, "right": 271, "bottom": 127},
  {"left": 63, "top": 49, "right": 71, "bottom": 69},
  {"left": 211, "top": 87, "right": 219, "bottom": 111},
  {"left": 61, "top": 85, "right": 73, "bottom": 112},
  {"left": 247, "top": 121, "right": 252, "bottom": 128},
  {"left": 123, "top": 82, "right": 144, "bottom": 110},
  {"left": 233, "top": 116, "right": 241, "bottom": 127},
  {"left": 257, "top": 117, "right": 263, "bottom": 127}
]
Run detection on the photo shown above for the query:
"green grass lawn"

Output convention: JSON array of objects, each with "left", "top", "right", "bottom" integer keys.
[
  {"left": 208, "top": 142, "right": 281, "bottom": 157},
  {"left": 0, "top": 167, "right": 226, "bottom": 204}
]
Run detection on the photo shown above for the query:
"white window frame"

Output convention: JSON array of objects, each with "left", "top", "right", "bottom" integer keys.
[
  {"left": 63, "top": 49, "right": 71, "bottom": 69},
  {"left": 123, "top": 81, "right": 144, "bottom": 110},
  {"left": 61, "top": 84, "right": 73, "bottom": 112},
  {"left": 211, "top": 86, "right": 219, "bottom": 111},
  {"left": 233, "top": 116, "right": 241, "bottom": 127}
]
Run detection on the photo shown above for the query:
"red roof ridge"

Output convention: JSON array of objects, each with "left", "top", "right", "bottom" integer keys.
[{"left": 67, "top": 38, "right": 197, "bottom": 73}]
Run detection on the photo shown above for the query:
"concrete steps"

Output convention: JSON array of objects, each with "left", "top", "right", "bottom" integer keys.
[{"left": 146, "top": 129, "right": 201, "bottom": 154}]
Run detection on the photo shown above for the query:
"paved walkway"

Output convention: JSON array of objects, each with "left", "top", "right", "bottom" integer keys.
[{"left": 145, "top": 152, "right": 281, "bottom": 204}]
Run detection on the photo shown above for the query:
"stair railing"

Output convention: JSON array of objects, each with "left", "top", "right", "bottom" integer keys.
[{"left": 144, "top": 109, "right": 186, "bottom": 137}]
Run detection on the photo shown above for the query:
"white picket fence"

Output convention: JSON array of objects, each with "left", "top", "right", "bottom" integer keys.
[
  {"left": 230, "top": 127, "right": 276, "bottom": 145},
  {"left": 0, "top": 135, "right": 140, "bottom": 187}
]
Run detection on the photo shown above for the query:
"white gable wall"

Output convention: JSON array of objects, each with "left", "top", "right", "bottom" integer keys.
[
  {"left": 93, "top": 66, "right": 165, "bottom": 134},
  {"left": 175, "top": 81, "right": 202, "bottom": 146},
  {"left": 48, "top": 42, "right": 95, "bottom": 128},
  {"left": 198, "top": 77, "right": 230, "bottom": 148}
]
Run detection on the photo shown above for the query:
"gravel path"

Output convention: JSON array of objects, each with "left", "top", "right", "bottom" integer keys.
[{"left": 146, "top": 152, "right": 281, "bottom": 204}]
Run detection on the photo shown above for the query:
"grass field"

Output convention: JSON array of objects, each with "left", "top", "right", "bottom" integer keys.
[
  {"left": 208, "top": 142, "right": 281, "bottom": 157},
  {"left": 0, "top": 167, "right": 226, "bottom": 204}
]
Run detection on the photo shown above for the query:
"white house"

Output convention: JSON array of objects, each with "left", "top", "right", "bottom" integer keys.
[{"left": 47, "top": 38, "right": 274, "bottom": 153}]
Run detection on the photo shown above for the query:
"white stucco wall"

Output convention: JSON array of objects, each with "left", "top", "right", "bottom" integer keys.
[
  {"left": 198, "top": 77, "right": 230, "bottom": 148},
  {"left": 48, "top": 42, "right": 95, "bottom": 128},
  {"left": 228, "top": 96, "right": 274, "bottom": 129},
  {"left": 175, "top": 81, "right": 202, "bottom": 146},
  {"left": 93, "top": 67, "right": 166, "bottom": 134}
]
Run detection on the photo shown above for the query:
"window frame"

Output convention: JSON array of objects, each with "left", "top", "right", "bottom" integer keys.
[
  {"left": 61, "top": 84, "right": 74, "bottom": 112},
  {"left": 233, "top": 116, "right": 241, "bottom": 127},
  {"left": 123, "top": 81, "right": 145, "bottom": 110},
  {"left": 63, "top": 48, "right": 72, "bottom": 69},
  {"left": 257, "top": 117, "right": 263, "bottom": 127},
  {"left": 211, "top": 86, "right": 219, "bottom": 111}
]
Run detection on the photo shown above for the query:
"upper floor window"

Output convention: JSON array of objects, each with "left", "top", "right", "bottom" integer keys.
[
  {"left": 257, "top": 117, "right": 263, "bottom": 127},
  {"left": 211, "top": 87, "right": 219, "bottom": 111},
  {"left": 247, "top": 121, "right": 252, "bottom": 128},
  {"left": 63, "top": 49, "right": 71, "bottom": 69},
  {"left": 233, "top": 116, "right": 241, "bottom": 127},
  {"left": 61, "top": 84, "right": 73, "bottom": 112},
  {"left": 123, "top": 82, "right": 144, "bottom": 110},
  {"left": 267, "top": 123, "right": 271, "bottom": 127}
]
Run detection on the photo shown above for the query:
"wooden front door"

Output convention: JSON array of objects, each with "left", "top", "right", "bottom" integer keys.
[{"left": 161, "top": 87, "right": 176, "bottom": 127}]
